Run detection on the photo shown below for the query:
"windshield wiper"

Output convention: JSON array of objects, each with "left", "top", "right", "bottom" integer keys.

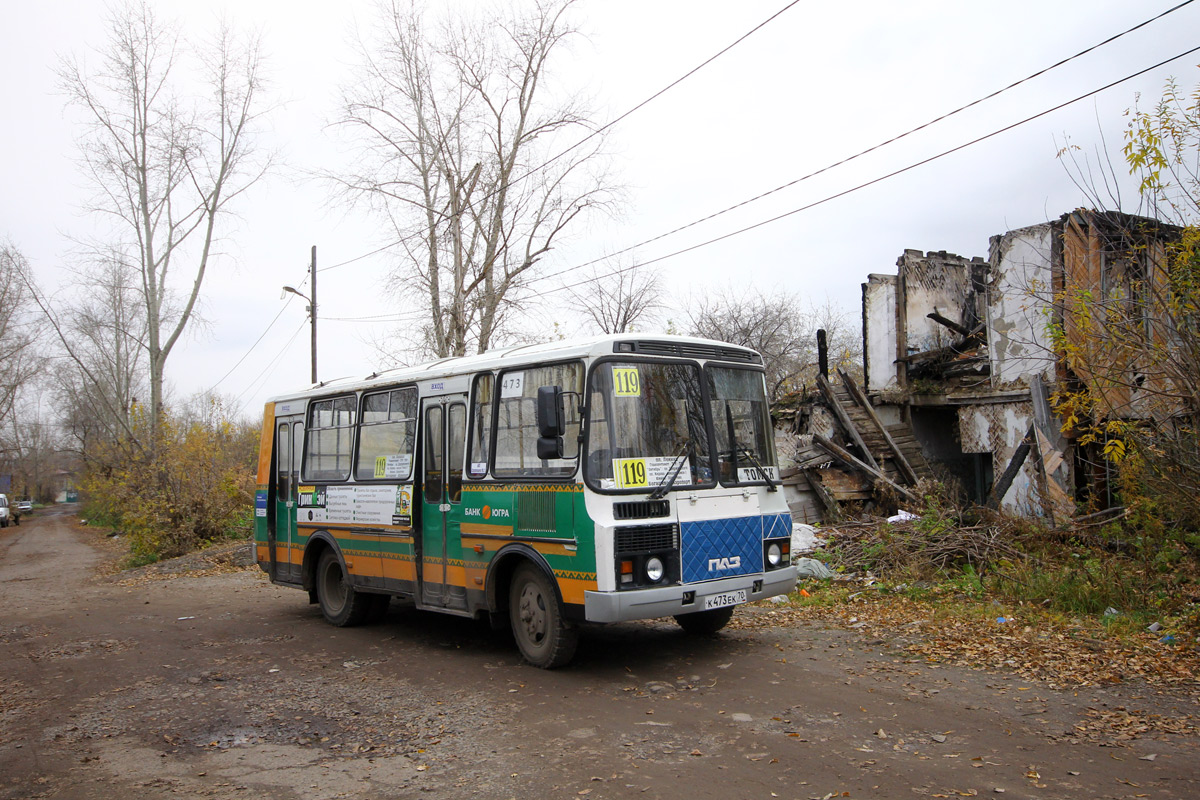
[
  {"left": 649, "top": 442, "right": 691, "bottom": 500},
  {"left": 722, "top": 404, "right": 778, "bottom": 491}
]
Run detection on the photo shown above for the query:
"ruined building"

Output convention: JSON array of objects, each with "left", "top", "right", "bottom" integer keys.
[{"left": 785, "top": 208, "right": 1182, "bottom": 522}]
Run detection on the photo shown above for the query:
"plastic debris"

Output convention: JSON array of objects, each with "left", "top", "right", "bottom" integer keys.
[
  {"left": 887, "top": 510, "right": 918, "bottom": 523},
  {"left": 1103, "top": 607, "right": 1120, "bottom": 616},
  {"left": 1159, "top": 635, "right": 1176, "bottom": 644},
  {"left": 996, "top": 617, "right": 1007, "bottom": 624},
  {"left": 794, "top": 557, "right": 835, "bottom": 579},
  {"left": 1147, "top": 622, "right": 1162, "bottom": 633},
  {"left": 790, "top": 523, "right": 822, "bottom": 553}
]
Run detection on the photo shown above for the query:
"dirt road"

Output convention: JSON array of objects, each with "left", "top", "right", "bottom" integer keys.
[{"left": 2, "top": 509, "right": 1197, "bottom": 799}]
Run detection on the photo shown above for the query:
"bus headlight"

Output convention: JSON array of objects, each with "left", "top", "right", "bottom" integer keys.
[
  {"left": 766, "top": 541, "right": 784, "bottom": 567},
  {"left": 644, "top": 556, "right": 665, "bottom": 583}
]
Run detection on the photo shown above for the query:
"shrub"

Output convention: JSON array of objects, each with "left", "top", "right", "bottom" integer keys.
[{"left": 79, "top": 402, "right": 257, "bottom": 562}]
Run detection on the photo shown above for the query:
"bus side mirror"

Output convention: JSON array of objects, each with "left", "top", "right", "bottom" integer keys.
[{"left": 537, "top": 386, "right": 565, "bottom": 459}]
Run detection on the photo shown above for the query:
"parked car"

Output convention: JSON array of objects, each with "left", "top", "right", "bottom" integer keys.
[
  {"left": 16, "top": 499, "right": 32, "bottom": 513},
  {"left": 0, "top": 495, "right": 10, "bottom": 528}
]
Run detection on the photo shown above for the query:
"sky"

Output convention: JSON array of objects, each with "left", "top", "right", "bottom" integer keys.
[{"left": 2, "top": 0, "right": 1198, "bottom": 422}]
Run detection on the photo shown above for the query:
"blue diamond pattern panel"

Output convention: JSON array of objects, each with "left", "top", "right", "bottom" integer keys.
[
  {"left": 762, "top": 512, "right": 792, "bottom": 540},
  {"left": 681, "top": 515, "right": 764, "bottom": 583}
]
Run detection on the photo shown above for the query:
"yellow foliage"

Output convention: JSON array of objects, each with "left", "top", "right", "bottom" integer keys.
[{"left": 79, "top": 402, "right": 258, "bottom": 560}]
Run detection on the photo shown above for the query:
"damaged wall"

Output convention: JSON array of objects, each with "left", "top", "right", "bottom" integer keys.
[
  {"left": 863, "top": 274, "right": 898, "bottom": 393},
  {"left": 987, "top": 224, "right": 1057, "bottom": 386},
  {"left": 863, "top": 250, "right": 987, "bottom": 393},
  {"left": 958, "top": 401, "right": 1040, "bottom": 515}
]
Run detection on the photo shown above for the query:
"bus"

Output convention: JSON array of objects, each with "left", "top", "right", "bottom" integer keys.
[{"left": 254, "top": 334, "right": 797, "bottom": 667}]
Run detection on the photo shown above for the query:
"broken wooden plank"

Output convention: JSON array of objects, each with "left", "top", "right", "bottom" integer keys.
[
  {"left": 816, "top": 374, "right": 880, "bottom": 471},
  {"left": 812, "top": 433, "right": 920, "bottom": 503},
  {"left": 838, "top": 369, "right": 920, "bottom": 486}
]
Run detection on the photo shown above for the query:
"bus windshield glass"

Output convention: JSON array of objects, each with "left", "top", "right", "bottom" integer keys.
[
  {"left": 708, "top": 367, "right": 779, "bottom": 485},
  {"left": 586, "top": 361, "right": 713, "bottom": 492}
]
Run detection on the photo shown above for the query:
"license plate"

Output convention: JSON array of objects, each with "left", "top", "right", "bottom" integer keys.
[{"left": 703, "top": 589, "right": 747, "bottom": 610}]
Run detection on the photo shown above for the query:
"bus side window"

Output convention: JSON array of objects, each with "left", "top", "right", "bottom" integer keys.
[
  {"left": 277, "top": 423, "right": 290, "bottom": 499},
  {"left": 467, "top": 373, "right": 494, "bottom": 478},
  {"left": 448, "top": 404, "right": 466, "bottom": 502},
  {"left": 424, "top": 405, "right": 444, "bottom": 504}
]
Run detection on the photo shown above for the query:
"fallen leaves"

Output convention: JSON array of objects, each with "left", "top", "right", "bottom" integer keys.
[{"left": 737, "top": 591, "right": 1200, "bottom": 700}]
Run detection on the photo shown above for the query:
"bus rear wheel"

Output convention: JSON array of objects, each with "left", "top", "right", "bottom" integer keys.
[
  {"left": 674, "top": 607, "right": 734, "bottom": 634},
  {"left": 316, "top": 549, "right": 370, "bottom": 627},
  {"left": 509, "top": 564, "right": 577, "bottom": 669}
]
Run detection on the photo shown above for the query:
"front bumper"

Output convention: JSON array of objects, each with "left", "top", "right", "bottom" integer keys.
[{"left": 583, "top": 565, "right": 798, "bottom": 623}]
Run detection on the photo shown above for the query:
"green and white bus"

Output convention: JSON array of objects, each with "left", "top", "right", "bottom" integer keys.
[{"left": 254, "top": 334, "right": 797, "bottom": 667}]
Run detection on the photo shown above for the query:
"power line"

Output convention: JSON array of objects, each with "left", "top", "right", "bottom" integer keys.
[
  {"left": 209, "top": 300, "right": 293, "bottom": 390},
  {"left": 532, "top": 43, "right": 1200, "bottom": 300},
  {"left": 233, "top": 320, "right": 308, "bottom": 416},
  {"left": 316, "top": 0, "right": 805, "bottom": 274},
  {"left": 529, "top": 0, "right": 1199, "bottom": 289},
  {"left": 207, "top": 264, "right": 310, "bottom": 394}
]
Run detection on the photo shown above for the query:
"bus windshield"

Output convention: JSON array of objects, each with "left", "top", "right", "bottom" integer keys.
[
  {"left": 708, "top": 366, "right": 779, "bottom": 485},
  {"left": 586, "top": 361, "right": 713, "bottom": 492}
]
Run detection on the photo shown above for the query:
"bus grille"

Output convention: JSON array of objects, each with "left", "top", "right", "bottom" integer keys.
[
  {"left": 615, "top": 524, "right": 678, "bottom": 555},
  {"left": 613, "top": 500, "right": 670, "bottom": 520},
  {"left": 618, "top": 340, "right": 762, "bottom": 364}
]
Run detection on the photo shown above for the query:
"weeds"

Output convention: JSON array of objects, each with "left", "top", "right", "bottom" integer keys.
[{"left": 810, "top": 485, "right": 1200, "bottom": 636}]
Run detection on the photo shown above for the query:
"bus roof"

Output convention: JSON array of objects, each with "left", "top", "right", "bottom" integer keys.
[{"left": 264, "top": 333, "right": 762, "bottom": 405}]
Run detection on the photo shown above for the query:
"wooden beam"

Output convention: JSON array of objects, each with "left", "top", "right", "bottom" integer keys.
[
  {"left": 926, "top": 309, "right": 972, "bottom": 337},
  {"left": 986, "top": 424, "right": 1034, "bottom": 510},
  {"left": 838, "top": 369, "right": 920, "bottom": 486},
  {"left": 812, "top": 433, "right": 920, "bottom": 503},
  {"left": 816, "top": 374, "right": 880, "bottom": 471},
  {"left": 802, "top": 467, "right": 839, "bottom": 519}
]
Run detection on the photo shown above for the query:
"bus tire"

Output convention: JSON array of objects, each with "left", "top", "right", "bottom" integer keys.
[
  {"left": 316, "top": 549, "right": 370, "bottom": 627},
  {"left": 509, "top": 563, "right": 577, "bottom": 669},
  {"left": 674, "top": 607, "right": 734, "bottom": 635}
]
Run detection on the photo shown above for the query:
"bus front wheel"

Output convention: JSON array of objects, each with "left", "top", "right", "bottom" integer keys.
[
  {"left": 509, "top": 564, "right": 577, "bottom": 669},
  {"left": 674, "top": 607, "right": 734, "bottom": 635},
  {"left": 316, "top": 549, "right": 370, "bottom": 627}
]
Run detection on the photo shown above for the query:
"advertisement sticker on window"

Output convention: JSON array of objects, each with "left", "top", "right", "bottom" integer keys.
[
  {"left": 374, "top": 454, "right": 412, "bottom": 479},
  {"left": 612, "top": 456, "right": 691, "bottom": 489}
]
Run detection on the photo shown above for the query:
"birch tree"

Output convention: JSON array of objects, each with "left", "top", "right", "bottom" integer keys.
[
  {"left": 336, "top": 0, "right": 613, "bottom": 358},
  {"left": 58, "top": 0, "right": 270, "bottom": 437}
]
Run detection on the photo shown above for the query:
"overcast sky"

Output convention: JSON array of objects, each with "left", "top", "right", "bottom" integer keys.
[{"left": 2, "top": 0, "right": 1197, "bottom": 421}]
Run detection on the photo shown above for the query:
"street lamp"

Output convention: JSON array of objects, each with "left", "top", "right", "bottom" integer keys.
[{"left": 283, "top": 246, "right": 318, "bottom": 384}]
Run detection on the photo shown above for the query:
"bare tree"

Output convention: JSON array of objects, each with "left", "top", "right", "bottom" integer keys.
[
  {"left": 58, "top": 0, "right": 270, "bottom": 437},
  {"left": 687, "top": 287, "right": 860, "bottom": 402},
  {"left": 0, "top": 242, "right": 41, "bottom": 453},
  {"left": 2, "top": 380, "right": 66, "bottom": 503},
  {"left": 567, "top": 261, "right": 663, "bottom": 334},
  {"left": 0, "top": 243, "right": 41, "bottom": 473},
  {"left": 335, "top": 0, "right": 614, "bottom": 358},
  {"left": 33, "top": 255, "right": 150, "bottom": 456}
]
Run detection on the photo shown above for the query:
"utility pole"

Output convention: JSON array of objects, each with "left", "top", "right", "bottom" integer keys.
[
  {"left": 282, "top": 245, "right": 319, "bottom": 385},
  {"left": 309, "top": 246, "right": 317, "bottom": 385}
]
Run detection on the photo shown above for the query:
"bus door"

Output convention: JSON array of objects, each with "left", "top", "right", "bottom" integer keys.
[
  {"left": 419, "top": 393, "right": 468, "bottom": 610},
  {"left": 273, "top": 415, "right": 304, "bottom": 583}
]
